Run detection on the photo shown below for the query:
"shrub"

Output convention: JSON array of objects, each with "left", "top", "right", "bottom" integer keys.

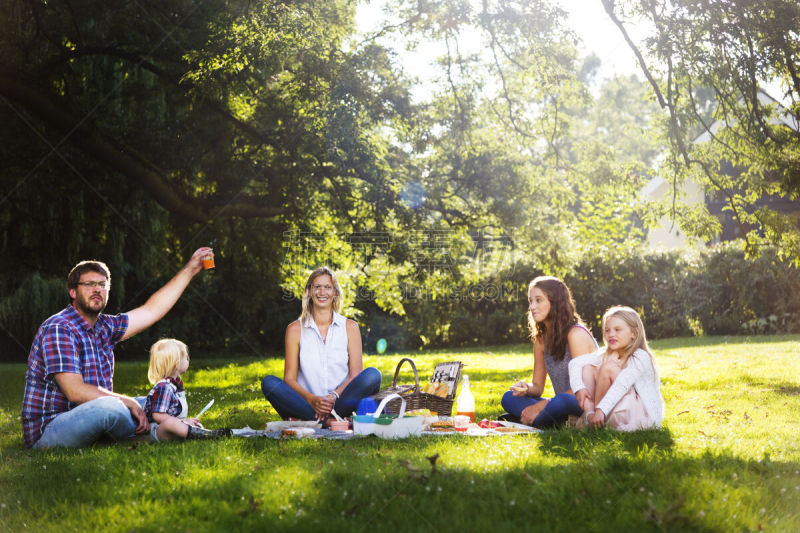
[
  {"left": 566, "top": 248, "right": 693, "bottom": 339},
  {"left": 685, "top": 243, "right": 800, "bottom": 335},
  {"left": 397, "top": 242, "right": 800, "bottom": 347},
  {"left": 5, "top": 242, "right": 799, "bottom": 360}
]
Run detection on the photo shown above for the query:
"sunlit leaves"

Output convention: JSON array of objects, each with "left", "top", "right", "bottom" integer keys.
[{"left": 611, "top": 0, "right": 800, "bottom": 260}]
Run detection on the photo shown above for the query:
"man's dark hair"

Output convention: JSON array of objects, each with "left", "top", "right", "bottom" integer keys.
[{"left": 67, "top": 261, "right": 111, "bottom": 292}]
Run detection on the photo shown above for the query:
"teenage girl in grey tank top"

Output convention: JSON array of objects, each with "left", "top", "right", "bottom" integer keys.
[{"left": 500, "top": 276, "right": 597, "bottom": 428}]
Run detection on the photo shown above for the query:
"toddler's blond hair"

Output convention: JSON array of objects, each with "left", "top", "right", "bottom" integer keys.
[{"left": 147, "top": 338, "right": 189, "bottom": 384}]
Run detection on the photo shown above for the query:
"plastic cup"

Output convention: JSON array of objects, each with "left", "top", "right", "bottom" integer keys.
[
  {"left": 202, "top": 254, "right": 215, "bottom": 270},
  {"left": 454, "top": 415, "right": 470, "bottom": 432}
]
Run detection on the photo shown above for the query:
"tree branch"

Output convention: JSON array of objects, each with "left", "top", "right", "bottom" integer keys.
[
  {"left": 40, "top": 45, "right": 290, "bottom": 152},
  {"left": 603, "top": 0, "right": 754, "bottom": 249},
  {"left": 482, "top": 5, "right": 536, "bottom": 140},
  {"left": 602, "top": 0, "right": 667, "bottom": 109},
  {"left": 0, "top": 69, "right": 284, "bottom": 222}
]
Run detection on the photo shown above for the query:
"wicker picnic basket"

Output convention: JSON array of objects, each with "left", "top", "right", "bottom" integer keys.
[{"left": 372, "top": 357, "right": 463, "bottom": 416}]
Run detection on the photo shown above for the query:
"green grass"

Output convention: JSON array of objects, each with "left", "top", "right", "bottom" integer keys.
[{"left": 1, "top": 335, "right": 799, "bottom": 532}]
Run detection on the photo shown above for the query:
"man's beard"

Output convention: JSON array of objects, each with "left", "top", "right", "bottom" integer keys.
[{"left": 75, "top": 293, "right": 107, "bottom": 318}]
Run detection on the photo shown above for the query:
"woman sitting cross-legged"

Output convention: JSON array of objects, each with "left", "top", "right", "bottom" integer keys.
[
  {"left": 261, "top": 267, "right": 381, "bottom": 424},
  {"left": 500, "top": 276, "right": 598, "bottom": 428}
]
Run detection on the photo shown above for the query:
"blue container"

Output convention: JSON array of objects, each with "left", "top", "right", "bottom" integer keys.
[{"left": 356, "top": 396, "right": 378, "bottom": 416}]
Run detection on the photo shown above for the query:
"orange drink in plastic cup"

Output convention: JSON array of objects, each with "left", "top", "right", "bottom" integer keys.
[{"left": 202, "top": 253, "right": 215, "bottom": 271}]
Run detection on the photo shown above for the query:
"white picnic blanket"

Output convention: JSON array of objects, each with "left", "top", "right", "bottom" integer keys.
[{"left": 229, "top": 419, "right": 539, "bottom": 439}]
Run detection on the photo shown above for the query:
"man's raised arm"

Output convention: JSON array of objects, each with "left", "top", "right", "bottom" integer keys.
[{"left": 122, "top": 247, "right": 211, "bottom": 341}]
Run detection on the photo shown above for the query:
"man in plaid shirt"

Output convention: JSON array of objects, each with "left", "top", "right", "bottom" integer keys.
[{"left": 22, "top": 247, "right": 213, "bottom": 448}]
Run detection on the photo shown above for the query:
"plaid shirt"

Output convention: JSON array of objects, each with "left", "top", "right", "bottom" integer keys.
[
  {"left": 21, "top": 305, "right": 128, "bottom": 447},
  {"left": 144, "top": 376, "right": 185, "bottom": 420}
]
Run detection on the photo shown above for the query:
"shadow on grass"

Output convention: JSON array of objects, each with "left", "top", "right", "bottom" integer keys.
[
  {"left": 777, "top": 385, "right": 800, "bottom": 396},
  {"left": 7, "top": 435, "right": 796, "bottom": 532},
  {"left": 732, "top": 375, "right": 800, "bottom": 396}
]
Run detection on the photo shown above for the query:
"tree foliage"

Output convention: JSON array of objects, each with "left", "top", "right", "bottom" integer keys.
[
  {"left": 1, "top": 0, "right": 415, "bottom": 356},
  {"left": 0, "top": 0, "right": 665, "bottom": 357},
  {"left": 604, "top": 0, "right": 800, "bottom": 259}
]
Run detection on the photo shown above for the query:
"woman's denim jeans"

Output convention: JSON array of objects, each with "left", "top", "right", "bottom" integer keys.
[
  {"left": 261, "top": 367, "right": 382, "bottom": 420},
  {"left": 500, "top": 391, "right": 583, "bottom": 429}
]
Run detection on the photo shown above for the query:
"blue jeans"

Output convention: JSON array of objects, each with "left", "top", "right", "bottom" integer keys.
[
  {"left": 500, "top": 391, "right": 583, "bottom": 429},
  {"left": 33, "top": 396, "right": 138, "bottom": 448},
  {"left": 261, "top": 367, "right": 382, "bottom": 420}
]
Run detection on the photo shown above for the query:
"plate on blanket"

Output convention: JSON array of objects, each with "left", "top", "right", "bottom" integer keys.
[
  {"left": 265, "top": 420, "right": 323, "bottom": 432},
  {"left": 494, "top": 421, "right": 538, "bottom": 433}
]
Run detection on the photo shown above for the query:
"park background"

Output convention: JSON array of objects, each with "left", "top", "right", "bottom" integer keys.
[
  {"left": 2, "top": 0, "right": 800, "bottom": 362},
  {"left": 2, "top": 2, "right": 800, "bottom": 531}
]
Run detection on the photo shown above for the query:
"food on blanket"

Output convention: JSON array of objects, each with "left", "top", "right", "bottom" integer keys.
[
  {"left": 478, "top": 419, "right": 503, "bottom": 429},
  {"left": 430, "top": 419, "right": 454, "bottom": 430},
  {"left": 407, "top": 409, "right": 432, "bottom": 416},
  {"left": 493, "top": 426, "right": 527, "bottom": 433},
  {"left": 281, "top": 427, "right": 315, "bottom": 438},
  {"left": 266, "top": 420, "right": 322, "bottom": 432},
  {"left": 434, "top": 383, "right": 450, "bottom": 398}
]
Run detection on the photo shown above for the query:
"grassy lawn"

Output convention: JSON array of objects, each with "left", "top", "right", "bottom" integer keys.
[{"left": 1, "top": 335, "right": 799, "bottom": 532}]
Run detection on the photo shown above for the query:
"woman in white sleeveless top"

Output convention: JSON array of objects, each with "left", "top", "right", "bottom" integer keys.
[{"left": 261, "top": 267, "right": 381, "bottom": 422}]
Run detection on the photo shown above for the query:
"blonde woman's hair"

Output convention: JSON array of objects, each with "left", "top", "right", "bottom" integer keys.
[
  {"left": 602, "top": 306, "right": 655, "bottom": 369},
  {"left": 148, "top": 338, "right": 189, "bottom": 384},
  {"left": 299, "top": 266, "right": 342, "bottom": 325}
]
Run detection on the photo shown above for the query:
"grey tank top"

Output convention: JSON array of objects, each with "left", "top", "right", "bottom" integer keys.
[{"left": 543, "top": 324, "right": 597, "bottom": 394}]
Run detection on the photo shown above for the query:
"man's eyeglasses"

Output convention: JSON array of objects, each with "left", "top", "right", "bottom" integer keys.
[{"left": 77, "top": 281, "right": 109, "bottom": 289}]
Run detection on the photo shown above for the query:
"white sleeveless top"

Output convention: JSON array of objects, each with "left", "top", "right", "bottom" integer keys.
[{"left": 297, "top": 312, "right": 350, "bottom": 396}]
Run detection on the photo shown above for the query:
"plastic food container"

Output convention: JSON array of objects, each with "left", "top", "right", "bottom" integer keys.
[
  {"left": 328, "top": 419, "right": 350, "bottom": 432},
  {"left": 353, "top": 393, "right": 423, "bottom": 439},
  {"left": 352, "top": 414, "right": 375, "bottom": 435}
]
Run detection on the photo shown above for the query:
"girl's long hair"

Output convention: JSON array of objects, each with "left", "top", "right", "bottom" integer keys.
[
  {"left": 602, "top": 306, "right": 657, "bottom": 378},
  {"left": 299, "top": 266, "right": 342, "bottom": 325},
  {"left": 527, "top": 276, "right": 584, "bottom": 360}
]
